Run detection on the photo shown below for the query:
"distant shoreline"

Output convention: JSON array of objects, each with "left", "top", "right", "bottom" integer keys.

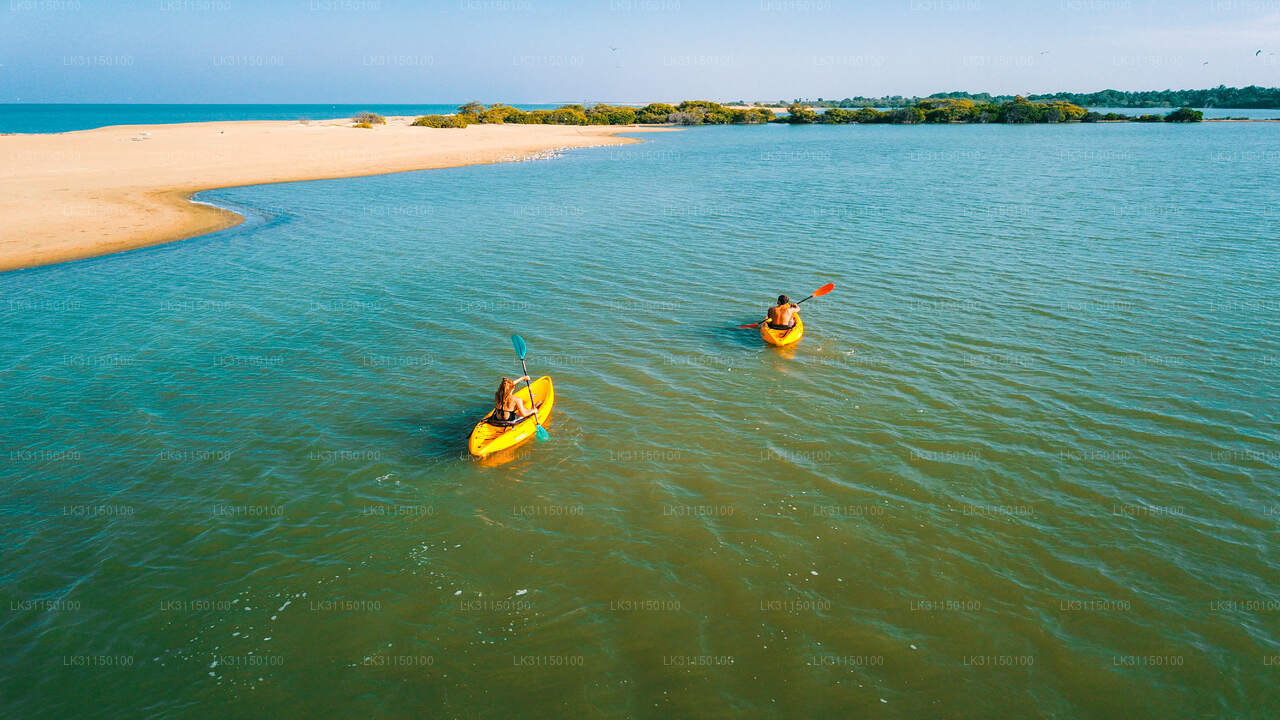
[
  {"left": 0, "top": 116, "right": 673, "bottom": 272},
  {"left": 744, "top": 85, "right": 1280, "bottom": 110}
]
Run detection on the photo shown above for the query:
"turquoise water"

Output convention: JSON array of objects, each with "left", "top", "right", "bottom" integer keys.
[
  {"left": 0, "top": 103, "right": 562, "bottom": 133},
  {"left": 3, "top": 123, "right": 1279, "bottom": 717}
]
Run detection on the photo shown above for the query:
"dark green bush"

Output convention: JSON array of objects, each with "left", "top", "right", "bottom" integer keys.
[
  {"left": 547, "top": 107, "right": 588, "bottom": 125},
  {"left": 586, "top": 104, "right": 638, "bottom": 125},
  {"left": 1164, "top": 106, "right": 1203, "bottom": 122},
  {"left": 732, "top": 107, "right": 776, "bottom": 124},
  {"left": 636, "top": 103, "right": 677, "bottom": 123}
]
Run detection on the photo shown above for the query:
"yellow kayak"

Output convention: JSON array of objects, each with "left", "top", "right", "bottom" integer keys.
[
  {"left": 468, "top": 376, "right": 554, "bottom": 458},
  {"left": 760, "top": 314, "right": 803, "bottom": 347}
]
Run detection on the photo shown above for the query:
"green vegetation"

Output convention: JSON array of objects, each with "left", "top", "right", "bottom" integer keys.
[
  {"left": 411, "top": 114, "right": 468, "bottom": 128},
  {"left": 1164, "top": 106, "right": 1204, "bottom": 122},
  {"left": 636, "top": 103, "right": 676, "bottom": 123},
  {"left": 1081, "top": 112, "right": 1131, "bottom": 122},
  {"left": 410, "top": 98, "right": 1201, "bottom": 130},
  {"left": 352, "top": 111, "right": 386, "bottom": 125},
  {"left": 784, "top": 103, "right": 818, "bottom": 124},
  {"left": 759, "top": 85, "right": 1280, "bottom": 109},
  {"left": 780, "top": 97, "right": 1200, "bottom": 124},
  {"left": 412, "top": 101, "right": 773, "bottom": 129}
]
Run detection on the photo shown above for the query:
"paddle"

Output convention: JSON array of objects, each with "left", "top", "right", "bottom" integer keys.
[
  {"left": 510, "top": 334, "right": 549, "bottom": 442},
  {"left": 737, "top": 282, "right": 835, "bottom": 329}
]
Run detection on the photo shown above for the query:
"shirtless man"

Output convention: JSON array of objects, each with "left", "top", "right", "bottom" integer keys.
[{"left": 767, "top": 295, "right": 798, "bottom": 330}]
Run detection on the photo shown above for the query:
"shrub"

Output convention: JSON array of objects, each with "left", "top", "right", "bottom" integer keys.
[
  {"left": 1164, "top": 106, "right": 1203, "bottom": 122},
  {"left": 1135, "top": 114, "right": 1165, "bottom": 122},
  {"left": 853, "top": 107, "right": 884, "bottom": 123},
  {"left": 479, "top": 104, "right": 525, "bottom": 123},
  {"left": 547, "top": 107, "right": 588, "bottom": 125},
  {"left": 676, "top": 100, "right": 734, "bottom": 124},
  {"left": 884, "top": 106, "right": 924, "bottom": 124},
  {"left": 503, "top": 109, "right": 542, "bottom": 124},
  {"left": 1044, "top": 101, "right": 1087, "bottom": 122},
  {"left": 352, "top": 111, "right": 386, "bottom": 125},
  {"left": 785, "top": 103, "right": 818, "bottom": 123},
  {"left": 353, "top": 122, "right": 374, "bottom": 129},
  {"left": 586, "top": 103, "right": 638, "bottom": 125},
  {"left": 412, "top": 114, "right": 469, "bottom": 128},
  {"left": 668, "top": 110, "right": 705, "bottom": 125},
  {"left": 821, "top": 108, "right": 856, "bottom": 124},
  {"left": 918, "top": 98, "right": 977, "bottom": 122},
  {"left": 732, "top": 107, "right": 776, "bottom": 124},
  {"left": 998, "top": 97, "right": 1042, "bottom": 123},
  {"left": 972, "top": 102, "right": 1001, "bottom": 123},
  {"left": 636, "top": 103, "right": 676, "bottom": 123}
]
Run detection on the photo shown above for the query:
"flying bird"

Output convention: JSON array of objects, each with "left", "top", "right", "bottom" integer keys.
[
  {"left": 1203, "top": 61, "right": 1209, "bottom": 65},
  {"left": 610, "top": 47, "right": 619, "bottom": 52},
  {"left": 1040, "top": 50, "right": 1049, "bottom": 55},
  {"left": 1257, "top": 49, "right": 1263, "bottom": 56}
]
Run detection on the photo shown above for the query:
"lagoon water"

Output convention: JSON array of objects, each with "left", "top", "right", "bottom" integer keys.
[
  {"left": 2, "top": 122, "right": 1279, "bottom": 717},
  {"left": 0, "top": 103, "right": 562, "bottom": 133}
]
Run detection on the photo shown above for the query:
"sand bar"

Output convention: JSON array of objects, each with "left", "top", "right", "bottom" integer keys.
[{"left": 0, "top": 117, "right": 673, "bottom": 273}]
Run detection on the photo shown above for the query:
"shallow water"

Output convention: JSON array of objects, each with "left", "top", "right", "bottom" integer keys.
[
  {"left": 2, "top": 123, "right": 1279, "bottom": 717},
  {"left": 0, "top": 103, "right": 562, "bottom": 133}
]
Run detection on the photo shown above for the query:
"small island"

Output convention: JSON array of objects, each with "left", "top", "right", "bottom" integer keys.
[{"left": 409, "top": 98, "right": 1203, "bottom": 128}]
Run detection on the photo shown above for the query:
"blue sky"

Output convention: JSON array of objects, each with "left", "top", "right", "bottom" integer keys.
[{"left": 2, "top": 0, "right": 1278, "bottom": 102}]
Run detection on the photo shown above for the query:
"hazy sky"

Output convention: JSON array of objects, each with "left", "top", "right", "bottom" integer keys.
[{"left": 2, "top": 0, "right": 1278, "bottom": 102}]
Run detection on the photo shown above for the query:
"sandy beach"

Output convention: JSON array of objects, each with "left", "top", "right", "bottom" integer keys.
[{"left": 0, "top": 117, "right": 671, "bottom": 273}]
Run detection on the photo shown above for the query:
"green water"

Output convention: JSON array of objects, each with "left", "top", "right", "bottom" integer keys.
[{"left": 2, "top": 124, "right": 1278, "bottom": 718}]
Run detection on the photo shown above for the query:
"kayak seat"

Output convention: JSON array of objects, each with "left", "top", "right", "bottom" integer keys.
[{"left": 485, "top": 412, "right": 530, "bottom": 428}]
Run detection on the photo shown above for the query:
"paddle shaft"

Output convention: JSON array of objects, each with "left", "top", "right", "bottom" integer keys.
[{"left": 517, "top": 357, "right": 545, "bottom": 433}]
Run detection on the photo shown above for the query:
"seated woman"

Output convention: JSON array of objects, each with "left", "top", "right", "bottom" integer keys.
[
  {"left": 488, "top": 375, "right": 538, "bottom": 427},
  {"left": 767, "top": 294, "right": 798, "bottom": 330}
]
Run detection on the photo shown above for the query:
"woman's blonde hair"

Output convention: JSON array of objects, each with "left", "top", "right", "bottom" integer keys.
[{"left": 495, "top": 377, "right": 515, "bottom": 408}]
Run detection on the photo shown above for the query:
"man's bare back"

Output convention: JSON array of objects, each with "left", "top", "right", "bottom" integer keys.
[{"left": 768, "top": 295, "right": 798, "bottom": 329}]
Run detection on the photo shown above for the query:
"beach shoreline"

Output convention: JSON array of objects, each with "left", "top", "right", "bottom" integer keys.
[{"left": 0, "top": 116, "right": 674, "bottom": 273}]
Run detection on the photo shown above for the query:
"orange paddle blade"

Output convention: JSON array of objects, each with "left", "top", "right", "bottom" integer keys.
[{"left": 812, "top": 282, "right": 835, "bottom": 297}]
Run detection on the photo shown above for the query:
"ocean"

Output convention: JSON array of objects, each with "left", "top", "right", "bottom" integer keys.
[
  {"left": 2, "top": 119, "right": 1278, "bottom": 717},
  {"left": 0, "top": 103, "right": 563, "bottom": 134}
]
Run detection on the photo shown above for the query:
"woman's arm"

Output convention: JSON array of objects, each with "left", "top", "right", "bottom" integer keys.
[{"left": 513, "top": 395, "right": 531, "bottom": 416}]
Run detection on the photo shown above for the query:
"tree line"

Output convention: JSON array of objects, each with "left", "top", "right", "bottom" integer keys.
[
  {"left": 782, "top": 98, "right": 1203, "bottom": 123},
  {"left": 412, "top": 101, "right": 775, "bottom": 127},
  {"left": 409, "top": 98, "right": 1201, "bottom": 128},
  {"left": 762, "top": 85, "right": 1280, "bottom": 109}
]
